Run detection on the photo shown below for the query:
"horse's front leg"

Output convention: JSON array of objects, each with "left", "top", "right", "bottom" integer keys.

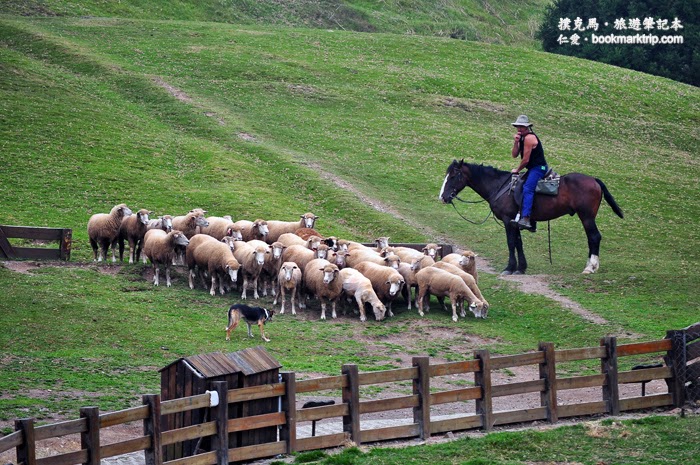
[
  {"left": 502, "top": 224, "right": 520, "bottom": 275},
  {"left": 514, "top": 227, "right": 527, "bottom": 274}
]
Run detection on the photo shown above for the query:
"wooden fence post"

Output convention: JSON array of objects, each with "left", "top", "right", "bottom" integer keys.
[
  {"left": 474, "top": 350, "right": 493, "bottom": 431},
  {"left": 280, "top": 372, "right": 297, "bottom": 454},
  {"left": 80, "top": 407, "right": 100, "bottom": 465},
  {"left": 208, "top": 381, "right": 228, "bottom": 465},
  {"left": 15, "top": 418, "right": 36, "bottom": 465},
  {"left": 538, "top": 342, "right": 558, "bottom": 423},
  {"left": 665, "top": 330, "right": 686, "bottom": 407},
  {"left": 601, "top": 336, "right": 620, "bottom": 415},
  {"left": 412, "top": 356, "right": 431, "bottom": 440},
  {"left": 342, "top": 364, "right": 361, "bottom": 445},
  {"left": 143, "top": 394, "right": 163, "bottom": 465}
]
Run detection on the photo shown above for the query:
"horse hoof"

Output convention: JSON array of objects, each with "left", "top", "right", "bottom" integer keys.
[
  {"left": 500, "top": 270, "right": 513, "bottom": 276},
  {"left": 513, "top": 270, "right": 524, "bottom": 275}
]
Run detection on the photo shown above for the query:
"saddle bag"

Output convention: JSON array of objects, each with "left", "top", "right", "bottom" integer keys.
[{"left": 535, "top": 169, "right": 560, "bottom": 196}]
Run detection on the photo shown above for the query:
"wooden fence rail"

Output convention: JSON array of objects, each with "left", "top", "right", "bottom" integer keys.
[
  {"left": 2, "top": 329, "right": 698, "bottom": 465},
  {"left": 0, "top": 225, "right": 72, "bottom": 261}
]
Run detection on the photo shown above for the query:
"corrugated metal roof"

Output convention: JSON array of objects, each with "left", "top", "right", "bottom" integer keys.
[{"left": 159, "top": 347, "right": 281, "bottom": 378}]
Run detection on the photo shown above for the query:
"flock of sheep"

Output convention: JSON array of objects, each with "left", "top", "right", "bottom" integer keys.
[{"left": 87, "top": 204, "right": 489, "bottom": 323}]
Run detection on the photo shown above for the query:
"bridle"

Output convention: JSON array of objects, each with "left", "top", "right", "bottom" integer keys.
[{"left": 446, "top": 168, "right": 494, "bottom": 225}]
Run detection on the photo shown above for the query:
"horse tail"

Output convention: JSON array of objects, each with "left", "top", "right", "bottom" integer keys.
[{"left": 595, "top": 178, "right": 624, "bottom": 219}]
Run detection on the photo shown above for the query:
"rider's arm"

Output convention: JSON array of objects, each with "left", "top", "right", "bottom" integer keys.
[{"left": 512, "top": 134, "right": 535, "bottom": 173}]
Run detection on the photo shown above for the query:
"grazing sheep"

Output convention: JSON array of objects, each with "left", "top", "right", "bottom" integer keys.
[
  {"left": 441, "top": 250, "right": 478, "bottom": 283},
  {"left": 432, "top": 261, "right": 488, "bottom": 318},
  {"left": 200, "top": 216, "right": 244, "bottom": 241},
  {"left": 232, "top": 240, "right": 269, "bottom": 299},
  {"left": 281, "top": 244, "right": 329, "bottom": 276},
  {"left": 345, "top": 249, "right": 401, "bottom": 270},
  {"left": 117, "top": 208, "right": 152, "bottom": 264},
  {"left": 234, "top": 219, "right": 269, "bottom": 242},
  {"left": 185, "top": 234, "right": 240, "bottom": 296},
  {"left": 353, "top": 261, "right": 405, "bottom": 317},
  {"left": 142, "top": 229, "right": 190, "bottom": 287},
  {"left": 273, "top": 262, "right": 302, "bottom": 315},
  {"left": 88, "top": 203, "right": 133, "bottom": 262},
  {"left": 303, "top": 259, "right": 342, "bottom": 320},
  {"left": 265, "top": 212, "right": 319, "bottom": 243},
  {"left": 172, "top": 210, "right": 210, "bottom": 239},
  {"left": 339, "top": 268, "right": 387, "bottom": 322},
  {"left": 415, "top": 267, "right": 483, "bottom": 322}
]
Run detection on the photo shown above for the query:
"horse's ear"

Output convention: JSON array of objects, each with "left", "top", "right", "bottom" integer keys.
[{"left": 459, "top": 158, "right": 464, "bottom": 167}]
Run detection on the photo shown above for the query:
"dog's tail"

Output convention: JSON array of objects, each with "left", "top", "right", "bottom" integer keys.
[{"left": 226, "top": 304, "right": 235, "bottom": 330}]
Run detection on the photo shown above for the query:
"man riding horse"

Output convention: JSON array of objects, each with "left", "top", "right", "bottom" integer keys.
[{"left": 510, "top": 115, "right": 547, "bottom": 232}]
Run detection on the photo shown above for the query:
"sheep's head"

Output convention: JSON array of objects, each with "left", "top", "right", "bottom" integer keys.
[
  {"left": 254, "top": 220, "right": 269, "bottom": 237},
  {"left": 301, "top": 212, "right": 318, "bottom": 229},
  {"left": 387, "top": 277, "right": 404, "bottom": 297},
  {"left": 337, "top": 239, "right": 350, "bottom": 252},
  {"left": 221, "top": 236, "right": 237, "bottom": 252},
  {"left": 253, "top": 245, "right": 267, "bottom": 265},
  {"left": 375, "top": 237, "right": 390, "bottom": 249},
  {"left": 307, "top": 236, "right": 323, "bottom": 250},
  {"left": 194, "top": 215, "right": 209, "bottom": 228},
  {"left": 468, "top": 299, "right": 485, "bottom": 319},
  {"left": 384, "top": 255, "right": 401, "bottom": 270},
  {"left": 315, "top": 244, "right": 329, "bottom": 260},
  {"left": 170, "top": 230, "right": 190, "bottom": 247},
  {"left": 460, "top": 251, "right": 477, "bottom": 267},
  {"left": 112, "top": 204, "right": 133, "bottom": 218},
  {"left": 281, "top": 262, "right": 299, "bottom": 282},
  {"left": 271, "top": 242, "right": 286, "bottom": 259},
  {"left": 370, "top": 298, "right": 387, "bottom": 321},
  {"left": 324, "top": 236, "right": 338, "bottom": 251},
  {"left": 160, "top": 215, "right": 173, "bottom": 232},
  {"left": 226, "top": 259, "right": 240, "bottom": 283},
  {"left": 321, "top": 264, "right": 340, "bottom": 284},
  {"left": 331, "top": 250, "right": 348, "bottom": 268},
  {"left": 423, "top": 243, "right": 441, "bottom": 259},
  {"left": 410, "top": 255, "right": 426, "bottom": 272},
  {"left": 226, "top": 225, "right": 244, "bottom": 241},
  {"left": 137, "top": 209, "right": 152, "bottom": 225}
]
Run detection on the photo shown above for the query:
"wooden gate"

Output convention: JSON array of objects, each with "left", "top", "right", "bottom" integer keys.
[{"left": 0, "top": 225, "right": 72, "bottom": 261}]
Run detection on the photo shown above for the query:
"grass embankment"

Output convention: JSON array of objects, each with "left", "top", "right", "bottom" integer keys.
[{"left": 0, "top": 15, "right": 698, "bottom": 435}]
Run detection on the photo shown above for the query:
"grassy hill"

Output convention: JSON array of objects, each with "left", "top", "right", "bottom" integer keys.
[
  {"left": 0, "top": 0, "right": 547, "bottom": 47},
  {"left": 0, "top": 10, "right": 698, "bottom": 426}
]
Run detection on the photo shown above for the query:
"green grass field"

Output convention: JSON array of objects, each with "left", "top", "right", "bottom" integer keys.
[{"left": 0, "top": 2, "right": 699, "bottom": 462}]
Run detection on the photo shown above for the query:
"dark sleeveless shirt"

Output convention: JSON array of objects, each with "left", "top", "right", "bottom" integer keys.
[{"left": 518, "top": 131, "right": 547, "bottom": 169}]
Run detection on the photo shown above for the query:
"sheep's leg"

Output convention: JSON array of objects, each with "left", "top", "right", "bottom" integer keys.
[
  {"left": 110, "top": 240, "right": 118, "bottom": 263},
  {"left": 134, "top": 239, "right": 143, "bottom": 264},
  {"left": 320, "top": 300, "right": 327, "bottom": 320},
  {"left": 153, "top": 265, "right": 160, "bottom": 286},
  {"left": 188, "top": 268, "right": 196, "bottom": 289},
  {"left": 290, "top": 287, "right": 297, "bottom": 315},
  {"left": 198, "top": 269, "right": 207, "bottom": 289},
  {"left": 416, "top": 288, "right": 426, "bottom": 317},
  {"left": 218, "top": 272, "right": 226, "bottom": 295},
  {"left": 251, "top": 276, "right": 260, "bottom": 300},
  {"left": 165, "top": 265, "right": 172, "bottom": 287},
  {"left": 241, "top": 275, "right": 249, "bottom": 299},
  {"left": 331, "top": 301, "right": 337, "bottom": 319},
  {"left": 90, "top": 238, "right": 99, "bottom": 262},
  {"left": 450, "top": 298, "right": 459, "bottom": 323},
  {"left": 355, "top": 294, "right": 367, "bottom": 322},
  {"left": 118, "top": 239, "right": 126, "bottom": 263},
  {"left": 99, "top": 238, "right": 110, "bottom": 262},
  {"left": 278, "top": 288, "right": 286, "bottom": 314},
  {"left": 210, "top": 274, "right": 217, "bottom": 296}
]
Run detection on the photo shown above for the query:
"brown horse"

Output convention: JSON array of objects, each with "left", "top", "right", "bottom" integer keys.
[{"left": 439, "top": 159, "right": 623, "bottom": 274}]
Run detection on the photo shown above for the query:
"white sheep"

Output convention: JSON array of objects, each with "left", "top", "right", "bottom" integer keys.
[
  {"left": 185, "top": 234, "right": 240, "bottom": 295},
  {"left": 232, "top": 240, "right": 269, "bottom": 299},
  {"left": 303, "top": 258, "right": 343, "bottom": 320},
  {"left": 339, "top": 268, "right": 387, "bottom": 322},
  {"left": 200, "top": 216, "right": 244, "bottom": 241},
  {"left": 265, "top": 212, "right": 318, "bottom": 243},
  {"left": 353, "top": 261, "right": 405, "bottom": 317},
  {"left": 441, "top": 250, "right": 478, "bottom": 283},
  {"left": 117, "top": 208, "right": 152, "bottom": 264},
  {"left": 422, "top": 243, "right": 442, "bottom": 260},
  {"left": 281, "top": 244, "right": 329, "bottom": 276},
  {"left": 432, "top": 261, "right": 488, "bottom": 317},
  {"left": 273, "top": 262, "right": 302, "bottom": 315},
  {"left": 234, "top": 219, "right": 269, "bottom": 242},
  {"left": 415, "top": 267, "right": 483, "bottom": 322},
  {"left": 87, "top": 203, "right": 133, "bottom": 262},
  {"left": 345, "top": 249, "right": 401, "bottom": 270},
  {"left": 142, "top": 229, "right": 190, "bottom": 287}
]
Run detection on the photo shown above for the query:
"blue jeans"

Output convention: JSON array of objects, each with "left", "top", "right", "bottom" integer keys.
[{"left": 522, "top": 165, "right": 547, "bottom": 218}]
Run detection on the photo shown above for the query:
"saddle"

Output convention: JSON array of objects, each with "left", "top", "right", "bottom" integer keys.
[{"left": 512, "top": 168, "right": 561, "bottom": 209}]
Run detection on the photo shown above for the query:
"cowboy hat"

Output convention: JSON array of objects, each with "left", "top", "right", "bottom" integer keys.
[{"left": 511, "top": 115, "right": 533, "bottom": 127}]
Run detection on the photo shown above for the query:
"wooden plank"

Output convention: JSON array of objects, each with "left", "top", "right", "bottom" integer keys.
[
  {"left": 492, "top": 379, "right": 545, "bottom": 398},
  {"left": 296, "top": 375, "right": 346, "bottom": 393},
  {"left": 34, "top": 418, "right": 87, "bottom": 440},
  {"left": 490, "top": 352, "right": 545, "bottom": 370},
  {"left": 100, "top": 405, "right": 149, "bottom": 428},
  {"left": 164, "top": 450, "right": 217, "bottom": 465},
  {"left": 429, "top": 360, "right": 480, "bottom": 377},
  {"left": 558, "top": 374, "right": 606, "bottom": 391},
  {"left": 539, "top": 342, "right": 558, "bottom": 423},
  {"left": 412, "top": 356, "right": 430, "bottom": 440},
  {"left": 358, "top": 367, "right": 417, "bottom": 385},
  {"left": 80, "top": 406, "right": 100, "bottom": 465},
  {"left": 430, "top": 387, "right": 481, "bottom": 405},
  {"left": 360, "top": 395, "right": 418, "bottom": 414},
  {"left": 618, "top": 367, "right": 672, "bottom": 384},
  {"left": 296, "top": 403, "right": 348, "bottom": 422},
  {"left": 617, "top": 339, "right": 672, "bottom": 356},
  {"left": 474, "top": 350, "right": 493, "bottom": 431},
  {"left": 558, "top": 401, "right": 607, "bottom": 418},
  {"left": 143, "top": 394, "right": 162, "bottom": 465},
  {"left": 359, "top": 424, "right": 419, "bottom": 443},
  {"left": 35, "top": 449, "right": 88, "bottom": 465},
  {"left": 280, "top": 373, "right": 296, "bottom": 454},
  {"left": 227, "top": 442, "right": 286, "bottom": 462},
  {"left": 601, "top": 337, "right": 620, "bottom": 415},
  {"left": 493, "top": 408, "right": 547, "bottom": 426},
  {"left": 296, "top": 433, "right": 347, "bottom": 452},
  {"left": 10, "top": 247, "right": 62, "bottom": 260},
  {"left": 162, "top": 422, "right": 217, "bottom": 446},
  {"left": 431, "top": 415, "right": 482, "bottom": 434},
  {"left": 0, "top": 429, "right": 23, "bottom": 453},
  {"left": 226, "top": 383, "right": 285, "bottom": 403},
  {"left": 60, "top": 228, "right": 72, "bottom": 261},
  {"left": 619, "top": 394, "right": 674, "bottom": 411},
  {"left": 161, "top": 393, "right": 211, "bottom": 416},
  {"left": 227, "top": 413, "right": 285, "bottom": 433},
  {"left": 556, "top": 346, "right": 606, "bottom": 362},
  {"left": 15, "top": 419, "right": 36, "bottom": 465},
  {"left": 208, "top": 381, "right": 228, "bottom": 465},
  {"left": 342, "top": 364, "right": 361, "bottom": 445},
  {"left": 100, "top": 436, "right": 151, "bottom": 458},
  {"left": 0, "top": 228, "right": 16, "bottom": 259},
  {"left": 0, "top": 226, "right": 65, "bottom": 240}
]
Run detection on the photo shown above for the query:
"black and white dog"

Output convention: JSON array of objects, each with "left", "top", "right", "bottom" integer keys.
[{"left": 225, "top": 304, "right": 275, "bottom": 342}]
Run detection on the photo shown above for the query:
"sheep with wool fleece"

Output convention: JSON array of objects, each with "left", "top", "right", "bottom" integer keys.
[
  {"left": 200, "top": 216, "right": 244, "bottom": 241},
  {"left": 234, "top": 219, "right": 269, "bottom": 242},
  {"left": 142, "top": 229, "right": 190, "bottom": 287},
  {"left": 441, "top": 250, "right": 478, "bottom": 283},
  {"left": 273, "top": 262, "right": 303, "bottom": 315},
  {"left": 172, "top": 210, "right": 209, "bottom": 239},
  {"left": 339, "top": 268, "right": 387, "bottom": 322},
  {"left": 87, "top": 203, "right": 133, "bottom": 262},
  {"left": 185, "top": 234, "right": 240, "bottom": 295},
  {"left": 303, "top": 259, "right": 343, "bottom": 320},
  {"left": 353, "top": 261, "right": 405, "bottom": 317},
  {"left": 281, "top": 244, "right": 329, "bottom": 276},
  {"left": 232, "top": 240, "right": 269, "bottom": 299},
  {"left": 117, "top": 208, "right": 152, "bottom": 264},
  {"left": 345, "top": 249, "right": 401, "bottom": 270},
  {"left": 265, "top": 212, "right": 318, "bottom": 243},
  {"left": 414, "top": 267, "right": 482, "bottom": 322},
  {"left": 431, "top": 261, "right": 488, "bottom": 318}
]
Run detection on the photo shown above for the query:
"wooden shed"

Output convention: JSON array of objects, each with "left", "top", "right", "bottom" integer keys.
[{"left": 160, "top": 347, "right": 282, "bottom": 461}]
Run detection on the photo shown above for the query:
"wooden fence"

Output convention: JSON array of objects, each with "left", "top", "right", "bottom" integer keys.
[
  {"left": 2, "top": 325, "right": 698, "bottom": 465},
  {"left": 0, "top": 226, "right": 72, "bottom": 261}
]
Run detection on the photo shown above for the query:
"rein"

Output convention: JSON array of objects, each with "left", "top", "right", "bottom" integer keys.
[{"left": 450, "top": 200, "right": 493, "bottom": 225}]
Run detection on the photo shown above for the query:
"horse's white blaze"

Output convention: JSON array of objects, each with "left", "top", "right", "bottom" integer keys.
[{"left": 439, "top": 173, "right": 450, "bottom": 201}]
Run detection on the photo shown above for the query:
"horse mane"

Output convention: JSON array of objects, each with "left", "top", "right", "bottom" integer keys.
[{"left": 465, "top": 162, "right": 509, "bottom": 179}]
